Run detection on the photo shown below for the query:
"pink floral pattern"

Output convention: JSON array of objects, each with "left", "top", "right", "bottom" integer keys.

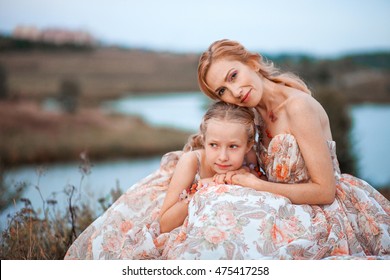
[{"left": 65, "top": 135, "right": 390, "bottom": 259}]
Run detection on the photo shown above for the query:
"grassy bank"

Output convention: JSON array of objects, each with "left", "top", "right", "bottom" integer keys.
[
  {"left": 0, "top": 100, "right": 191, "bottom": 167},
  {"left": 0, "top": 153, "right": 105, "bottom": 259}
]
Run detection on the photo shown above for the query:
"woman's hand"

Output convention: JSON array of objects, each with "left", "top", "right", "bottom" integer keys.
[{"left": 228, "top": 171, "right": 260, "bottom": 188}]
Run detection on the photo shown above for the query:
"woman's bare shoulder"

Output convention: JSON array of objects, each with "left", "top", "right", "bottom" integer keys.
[
  {"left": 284, "top": 91, "right": 332, "bottom": 141},
  {"left": 284, "top": 91, "right": 322, "bottom": 118}
]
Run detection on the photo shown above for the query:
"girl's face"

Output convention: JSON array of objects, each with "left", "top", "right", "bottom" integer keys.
[
  {"left": 206, "top": 59, "right": 263, "bottom": 107},
  {"left": 204, "top": 119, "right": 253, "bottom": 174}
]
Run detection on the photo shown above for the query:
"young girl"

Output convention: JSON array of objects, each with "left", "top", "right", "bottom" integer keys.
[{"left": 159, "top": 101, "right": 262, "bottom": 233}]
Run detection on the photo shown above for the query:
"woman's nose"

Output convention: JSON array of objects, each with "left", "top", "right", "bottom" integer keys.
[{"left": 231, "top": 85, "right": 243, "bottom": 98}]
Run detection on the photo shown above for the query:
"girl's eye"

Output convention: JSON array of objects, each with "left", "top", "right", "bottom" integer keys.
[
  {"left": 230, "top": 144, "right": 238, "bottom": 149},
  {"left": 209, "top": 143, "right": 217, "bottom": 148}
]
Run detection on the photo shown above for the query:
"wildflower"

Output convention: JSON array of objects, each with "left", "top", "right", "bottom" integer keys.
[{"left": 79, "top": 150, "right": 92, "bottom": 176}]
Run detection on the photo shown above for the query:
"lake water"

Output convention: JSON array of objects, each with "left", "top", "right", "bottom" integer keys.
[
  {"left": 103, "top": 92, "right": 210, "bottom": 132},
  {"left": 349, "top": 104, "right": 390, "bottom": 186},
  {"left": 2, "top": 92, "right": 390, "bottom": 228}
]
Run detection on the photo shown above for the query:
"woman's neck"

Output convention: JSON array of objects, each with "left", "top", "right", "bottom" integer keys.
[{"left": 256, "top": 79, "right": 287, "bottom": 120}]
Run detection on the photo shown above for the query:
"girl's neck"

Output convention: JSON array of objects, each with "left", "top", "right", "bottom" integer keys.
[{"left": 198, "top": 149, "right": 217, "bottom": 178}]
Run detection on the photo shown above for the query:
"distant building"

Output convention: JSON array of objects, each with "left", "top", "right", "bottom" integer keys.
[
  {"left": 12, "top": 26, "right": 41, "bottom": 41},
  {"left": 12, "top": 25, "right": 96, "bottom": 46}
]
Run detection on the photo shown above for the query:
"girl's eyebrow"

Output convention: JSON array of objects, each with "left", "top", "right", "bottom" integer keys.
[{"left": 214, "top": 68, "right": 234, "bottom": 95}]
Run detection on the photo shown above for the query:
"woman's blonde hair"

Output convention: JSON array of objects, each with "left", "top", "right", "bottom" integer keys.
[
  {"left": 198, "top": 39, "right": 311, "bottom": 99},
  {"left": 183, "top": 101, "right": 256, "bottom": 152}
]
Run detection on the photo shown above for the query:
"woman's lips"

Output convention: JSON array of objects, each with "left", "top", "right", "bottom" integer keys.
[{"left": 241, "top": 90, "right": 251, "bottom": 103}]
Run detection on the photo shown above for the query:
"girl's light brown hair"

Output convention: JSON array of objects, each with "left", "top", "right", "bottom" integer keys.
[
  {"left": 198, "top": 39, "right": 311, "bottom": 99},
  {"left": 183, "top": 101, "right": 256, "bottom": 152}
]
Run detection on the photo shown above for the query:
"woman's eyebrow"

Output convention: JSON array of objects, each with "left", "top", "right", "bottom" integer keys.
[
  {"left": 224, "top": 68, "right": 234, "bottom": 82},
  {"left": 214, "top": 68, "right": 234, "bottom": 94}
]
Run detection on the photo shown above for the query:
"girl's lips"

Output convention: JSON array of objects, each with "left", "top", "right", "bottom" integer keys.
[
  {"left": 241, "top": 90, "right": 251, "bottom": 103},
  {"left": 215, "top": 163, "right": 231, "bottom": 169}
]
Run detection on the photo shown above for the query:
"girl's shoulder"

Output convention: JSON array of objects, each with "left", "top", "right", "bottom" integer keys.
[{"left": 181, "top": 149, "right": 203, "bottom": 165}]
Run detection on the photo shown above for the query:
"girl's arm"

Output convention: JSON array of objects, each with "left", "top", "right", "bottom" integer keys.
[
  {"left": 222, "top": 96, "right": 336, "bottom": 205},
  {"left": 159, "top": 151, "right": 198, "bottom": 233}
]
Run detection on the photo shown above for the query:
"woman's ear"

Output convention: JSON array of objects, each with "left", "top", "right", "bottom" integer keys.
[{"left": 247, "top": 59, "right": 260, "bottom": 72}]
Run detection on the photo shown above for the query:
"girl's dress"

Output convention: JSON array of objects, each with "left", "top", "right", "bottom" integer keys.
[{"left": 64, "top": 134, "right": 390, "bottom": 259}]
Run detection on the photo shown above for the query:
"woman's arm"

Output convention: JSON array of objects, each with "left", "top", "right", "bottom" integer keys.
[
  {"left": 246, "top": 147, "right": 268, "bottom": 180},
  {"left": 223, "top": 96, "right": 336, "bottom": 205},
  {"left": 159, "top": 151, "right": 198, "bottom": 233}
]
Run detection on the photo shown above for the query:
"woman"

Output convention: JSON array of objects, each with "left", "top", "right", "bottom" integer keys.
[{"left": 173, "top": 38, "right": 389, "bottom": 259}]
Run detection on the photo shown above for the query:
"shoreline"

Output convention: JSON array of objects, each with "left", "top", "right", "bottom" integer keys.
[{"left": 0, "top": 100, "right": 190, "bottom": 168}]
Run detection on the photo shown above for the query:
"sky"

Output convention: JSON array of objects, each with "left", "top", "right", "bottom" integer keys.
[{"left": 0, "top": 0, "right": 389, "bottom": 57}]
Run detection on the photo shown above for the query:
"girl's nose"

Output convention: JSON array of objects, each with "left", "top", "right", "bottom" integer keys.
[{"left": 218, "top": 148, "right": 228, "bottom": 161}]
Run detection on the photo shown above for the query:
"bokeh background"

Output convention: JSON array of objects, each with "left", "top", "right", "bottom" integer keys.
[{"left": 0, "top": 0, "right": 389, "bottom": 259}]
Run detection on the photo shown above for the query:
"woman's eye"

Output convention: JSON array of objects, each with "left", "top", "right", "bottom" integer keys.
[
  {"left": 217, "top": 88, "right": 225, "bottom": 96},
  {"left": 230, "top": 71, "right": 237, "bottom": 81}
]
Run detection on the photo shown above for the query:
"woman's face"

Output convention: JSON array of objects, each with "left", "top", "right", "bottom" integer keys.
[
  {"left": 204, "top": 119, "right": 252, "bottom": 174},
  {"left": 205, "top": 59, "right": 263, "bottom": 107}
]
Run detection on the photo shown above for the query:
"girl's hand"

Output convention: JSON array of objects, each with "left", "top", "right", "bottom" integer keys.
[
  {"left": 212, "top": 173, "right": 227, "bottom": 184},
  {"left": 213, "top": 168, "right": 249, "bottom": 184}
]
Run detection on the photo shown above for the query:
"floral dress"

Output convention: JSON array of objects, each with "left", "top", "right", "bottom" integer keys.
[{"left": 64, "top": 134, "right": 390, "bottom": 259}]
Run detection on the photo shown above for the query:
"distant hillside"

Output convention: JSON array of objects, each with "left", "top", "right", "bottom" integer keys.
[
  {"left": 267, "top": 52, "right": 390, "bottom": 70},
  {"left": 342, "top": 52, "right": 390, "bottom": 70},
  {"left": 0, "top": 35, "right": 199, "bottom": 103},
  {"left": 1, "top": 35, "right": 389, "bottom": 104},
  {"left": 0, "top": 34, "right": 94, "bottom": 52},
  {"left": 267, "top": 52, "right": 390, "bottom": 103}
]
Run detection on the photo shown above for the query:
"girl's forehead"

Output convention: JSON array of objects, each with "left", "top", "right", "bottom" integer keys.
[
  {"left": 207, "top": 119, "right": 242, "bottom": 125},
  {"left": 205, "top": 119, "right": 247, "bottom": 136}
]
